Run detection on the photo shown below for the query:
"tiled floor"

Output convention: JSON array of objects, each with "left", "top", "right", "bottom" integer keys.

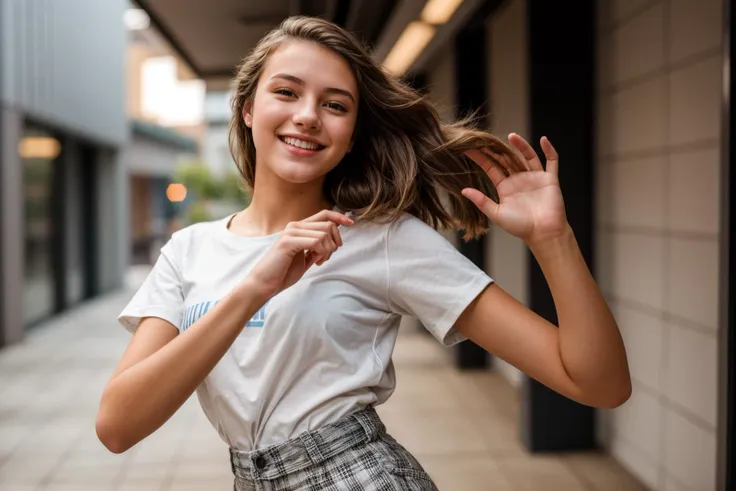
[{"left": 0, "top": 268, "right": 648, "bottom": 490}]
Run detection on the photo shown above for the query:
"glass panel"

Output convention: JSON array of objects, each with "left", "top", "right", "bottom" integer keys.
[{"left": 21, "top": 125, "right": 60, "bottom": 325}]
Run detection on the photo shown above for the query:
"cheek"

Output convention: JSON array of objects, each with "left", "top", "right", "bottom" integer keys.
[
  {"left": 250, "top": 103, "right": 282, "bottom": 146},
  {"left": 327, "top": 118, "right": 357, "bottom": 149}
]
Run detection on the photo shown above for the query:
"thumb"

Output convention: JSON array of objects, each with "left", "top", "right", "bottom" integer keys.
[
  {"left": 304, "top": 251, "right": 319, "bottom": 269},
  {"left": 462, "top": 188, "right": 499, "bottom": 220}
]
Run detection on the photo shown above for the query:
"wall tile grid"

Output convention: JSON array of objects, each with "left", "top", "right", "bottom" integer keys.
[{"left": 596, "top": 0, "right": 723, "bottom": 489}]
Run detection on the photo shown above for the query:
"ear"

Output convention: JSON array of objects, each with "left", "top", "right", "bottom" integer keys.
[{"left": 242, "top": 100, "right": 253, "bottom": 128}]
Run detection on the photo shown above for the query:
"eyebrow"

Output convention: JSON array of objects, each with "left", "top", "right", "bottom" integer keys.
[{"left": 270, "top": 73, "right": 356, "bottom": 103}]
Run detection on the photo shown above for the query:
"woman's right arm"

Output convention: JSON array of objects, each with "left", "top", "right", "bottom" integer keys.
[
  {"left": 96, "top": 210, "right": 353, "bottom": 454},
  {"left": 96, "top": 279, "right": 270, "bottom": 454}
]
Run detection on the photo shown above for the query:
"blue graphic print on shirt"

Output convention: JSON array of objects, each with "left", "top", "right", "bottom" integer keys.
[{"left": 181, "top": 299, "right": 269, "bottom": 331}]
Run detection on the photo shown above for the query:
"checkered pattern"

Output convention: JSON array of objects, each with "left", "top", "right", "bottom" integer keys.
[{"left": 230, "top": 407, "right": 439, "bottom": 491}]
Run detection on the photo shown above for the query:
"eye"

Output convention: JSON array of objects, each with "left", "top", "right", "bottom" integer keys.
[
  {"left": 275, "top": 88, "right": 296, "bottom": 97},
  {"left": 325, "top": 101, "right": 347, "bottom": 112}
]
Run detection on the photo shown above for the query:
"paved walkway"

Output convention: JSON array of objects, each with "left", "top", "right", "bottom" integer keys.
[{"left": 0, "top": 268, "right": 646, "bottom": 490}]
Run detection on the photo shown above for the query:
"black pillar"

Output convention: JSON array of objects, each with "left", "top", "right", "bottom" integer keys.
[
  {"left": 718, "top": 0, "right": 734, "bottom": 488},
  {"left": 452, "top": 15, "right": 491, "bottom": 370},
  {"left": 520, "top": 0, "right": 597, "bottom": 451},
  {"left": 80, "top": 144, "right": 99, "bottom": 300}
]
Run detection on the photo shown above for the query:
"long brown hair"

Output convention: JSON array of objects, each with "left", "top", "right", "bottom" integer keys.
[{"left": 229, "top": 16, "right": 521, "bottom": 239}]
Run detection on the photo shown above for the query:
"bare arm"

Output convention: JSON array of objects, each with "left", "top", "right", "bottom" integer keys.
[
  {"left": 96, "top": 279, "right": 269, "bottom": 453},
  {"left": 96, "top": 210, "right": 352, "bottom": 454},
  {"left": 458, "top": 134, "right": 630, "bottom": 408},
  {"left": 454, "top": 225, "right": 631, "bottom": 408}
]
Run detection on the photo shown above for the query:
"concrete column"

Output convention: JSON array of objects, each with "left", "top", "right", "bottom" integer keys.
[
  {"left": 64, "top": 139, "right": 84, "bottom": 306},
  {"left": 0, "top": 106, "right": 24, "bottom": 346}
]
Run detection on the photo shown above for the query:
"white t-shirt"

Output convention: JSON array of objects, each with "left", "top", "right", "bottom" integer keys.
[{"left": 118, "top": 212, "right": 493, "bottom": 450}]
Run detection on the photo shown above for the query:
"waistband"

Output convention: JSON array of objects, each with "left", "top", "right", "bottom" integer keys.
[{"left": 229, "top": 407, "right": 385, "bottom": 481}]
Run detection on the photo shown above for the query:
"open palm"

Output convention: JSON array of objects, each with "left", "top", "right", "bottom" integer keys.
[{"left": 462, "top": 134, "right": 568, "bottom": 246}]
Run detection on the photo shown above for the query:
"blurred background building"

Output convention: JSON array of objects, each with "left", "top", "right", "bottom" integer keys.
[
  {"left": 0, "top": 0, "right": 129, "bottom": 334},
  {"left": 0, "top": 0, "right": 733, "bottom": 490}
]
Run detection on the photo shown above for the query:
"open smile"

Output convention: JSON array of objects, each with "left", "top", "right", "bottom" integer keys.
[{"left": 278, "top": 136, "right": 326, "bottom": 151}]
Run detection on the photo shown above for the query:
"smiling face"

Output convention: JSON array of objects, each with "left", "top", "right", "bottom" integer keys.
[{"left": 243, "top": 40, "right": 359, "bottom": 186}]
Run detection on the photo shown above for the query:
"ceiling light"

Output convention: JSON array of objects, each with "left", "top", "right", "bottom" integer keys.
[
  {"left": 383, "top": 21, "right": 436, "bottom": 76},
  {"left": 124, "top": 8, "right": 150, "bottom": 31},
  {"left": 19, "top": 137, "right": 61, "bottom": 159},
  {"left": 421, "top": 0, "right": 464, "bottom": 24}
]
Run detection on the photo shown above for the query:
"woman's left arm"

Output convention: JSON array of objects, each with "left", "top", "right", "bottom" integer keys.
[{"left": 455, "top": 134, "right": 631, "bottom": 409}]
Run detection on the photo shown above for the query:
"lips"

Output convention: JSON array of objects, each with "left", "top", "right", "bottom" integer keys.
[{"left": 278, "top": 135, "right": 326, "bottom": 151}]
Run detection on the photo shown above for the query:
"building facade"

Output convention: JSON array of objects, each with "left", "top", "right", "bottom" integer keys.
[
  {"left": 417, "top": 1, "right": 732, "bottom": 489},
  {"left": 0, "top": 0, "right": 129, "bottom": 344}
]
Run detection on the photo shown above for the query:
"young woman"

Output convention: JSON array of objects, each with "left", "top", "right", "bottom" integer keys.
[{"left": 97, "top": 16, "right": 631, "bottom": 491}]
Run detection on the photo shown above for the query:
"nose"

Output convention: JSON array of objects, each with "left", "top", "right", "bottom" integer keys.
[{"left": 292, "top": 101, "right": 321, "bottom": 130}]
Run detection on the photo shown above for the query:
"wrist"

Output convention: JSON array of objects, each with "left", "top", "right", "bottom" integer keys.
[
  {"left": 235, "top": 277, "right": 276, "bottom": 306},
  {"left": 527, "top": 224, "right": 577, "bottom": 263}
]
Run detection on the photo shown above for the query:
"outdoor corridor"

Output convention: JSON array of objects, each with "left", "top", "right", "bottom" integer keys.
[{"left": 0, "top": 268, "right": 646, "bottom": 491}]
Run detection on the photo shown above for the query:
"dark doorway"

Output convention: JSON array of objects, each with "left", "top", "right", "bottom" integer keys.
[{"left": 79, "top": 143, "right": 99, "bottom": 300}]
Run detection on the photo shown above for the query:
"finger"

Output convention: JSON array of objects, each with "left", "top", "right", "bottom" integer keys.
[
  {"left": 488, "top": 147, "right": 528, "bottom": 173},
  {"left": 287, "top": 228, "right": 329, "bottom": 242},
  {"left": 305, "top": 251, "right": 320, "bottom": 269},
  {"left": 302, "top": 230, "right": 336, "bottom": 258},
  {"left": 306, "top": 228, "right": 336, "bottom": 265},
  {"left": 319, "top": 231, "right": 338, "bottom": 259},
  {"left": 303, "top": 209, "right": 354, "bottom": 226},
  {"left": 465, "top": 149, "right": 508, "bottom": 188},
  {"left": 508, "top": 133, "right": 543, "bottom": 171},
  {"left": 465, "top": 149, "right": 491, "bottom": 172},
  {"left": 329, "top": 222, "right": 342, "bottom": 248},
  {"left": 284, "top": 235, "right": 329, "bottom": 257},
  {"left": 297, "top": 221, "right": 342, "bottom": 247},
  {"left": 540, "top": 136, "right": 559, "bottom": 175},
  {"left": 495, "top": 150, "right": 526, "bottom": 173},
  {"left": 461, "top": 188, "right": 499, "bottom": 221}
]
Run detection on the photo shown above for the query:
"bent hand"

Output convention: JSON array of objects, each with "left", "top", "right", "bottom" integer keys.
[
  {"left": 247, "top": 210, "right": 354, "bottom": 298},
  {"left": 462, "top": 133, "right": 569, "bottom": 247}
]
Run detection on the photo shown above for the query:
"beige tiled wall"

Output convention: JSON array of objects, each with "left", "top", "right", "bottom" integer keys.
[
  {"left": 484, "top": 0, "right": 529, "bottom": 388},
  {"left": 425, "top": 2, "right": 529, "bottom": 389},
  {"left": 597, "top": 1, "right": 723, "bottom": 489}
]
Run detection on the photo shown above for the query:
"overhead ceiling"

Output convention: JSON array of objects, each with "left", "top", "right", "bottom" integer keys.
[{"left": 135, "top": 0, "right": 399, "bottom": 86}]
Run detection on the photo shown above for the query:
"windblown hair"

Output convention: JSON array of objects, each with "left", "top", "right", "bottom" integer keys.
[{"left": 229, "top": 16, "right": 522, "bottom": 239}]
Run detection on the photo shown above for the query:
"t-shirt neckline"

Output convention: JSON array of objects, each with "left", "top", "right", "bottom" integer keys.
[
  {"left": 215, "top": 205, "right": 350, "bottom": 248},
  {"left": 215, "top": 213, "right": 282, "bottom": 247}
]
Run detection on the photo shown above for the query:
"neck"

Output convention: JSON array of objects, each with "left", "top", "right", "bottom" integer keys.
[{"left": 231, "top": 170, "right": 332, "bottom": 237}]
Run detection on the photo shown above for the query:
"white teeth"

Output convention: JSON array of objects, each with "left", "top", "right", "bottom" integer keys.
[{"left": 282, "top": 136, "right": 320, "bottom": 150}]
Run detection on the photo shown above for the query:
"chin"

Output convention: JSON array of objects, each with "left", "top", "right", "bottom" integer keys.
[{"left": 271, "top": 162, "right": 334, "bottom": 184}]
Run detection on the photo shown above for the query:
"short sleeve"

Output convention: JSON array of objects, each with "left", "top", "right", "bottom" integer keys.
[
  {"left": 387, "top": 215, "right": 494, "bottom": 346},
  {"left": 118, "top": 238, "right": 185, "bottom": 334}
]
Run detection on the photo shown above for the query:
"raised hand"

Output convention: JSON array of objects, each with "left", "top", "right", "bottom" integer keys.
[
  {"left": 247, "top": 210, "right": 354, "bottom": 297},
  {"left": 462, "top": 133, "right": 569, "bottom": 247}
]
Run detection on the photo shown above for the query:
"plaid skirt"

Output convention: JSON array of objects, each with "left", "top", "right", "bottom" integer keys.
[{"left": 229, "top": 407, "right": 439, "bottom": 490}]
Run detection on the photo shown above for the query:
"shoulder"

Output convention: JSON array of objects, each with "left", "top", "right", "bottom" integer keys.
[
  {"left": 163, "top": 215, "right": 230, "bottom": 258},
  {"left": 386, "top": 212, "right": 457, "bottom": 247},
  {"left": 348, "top": 212, "right": 448, "bottom": 246}
]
